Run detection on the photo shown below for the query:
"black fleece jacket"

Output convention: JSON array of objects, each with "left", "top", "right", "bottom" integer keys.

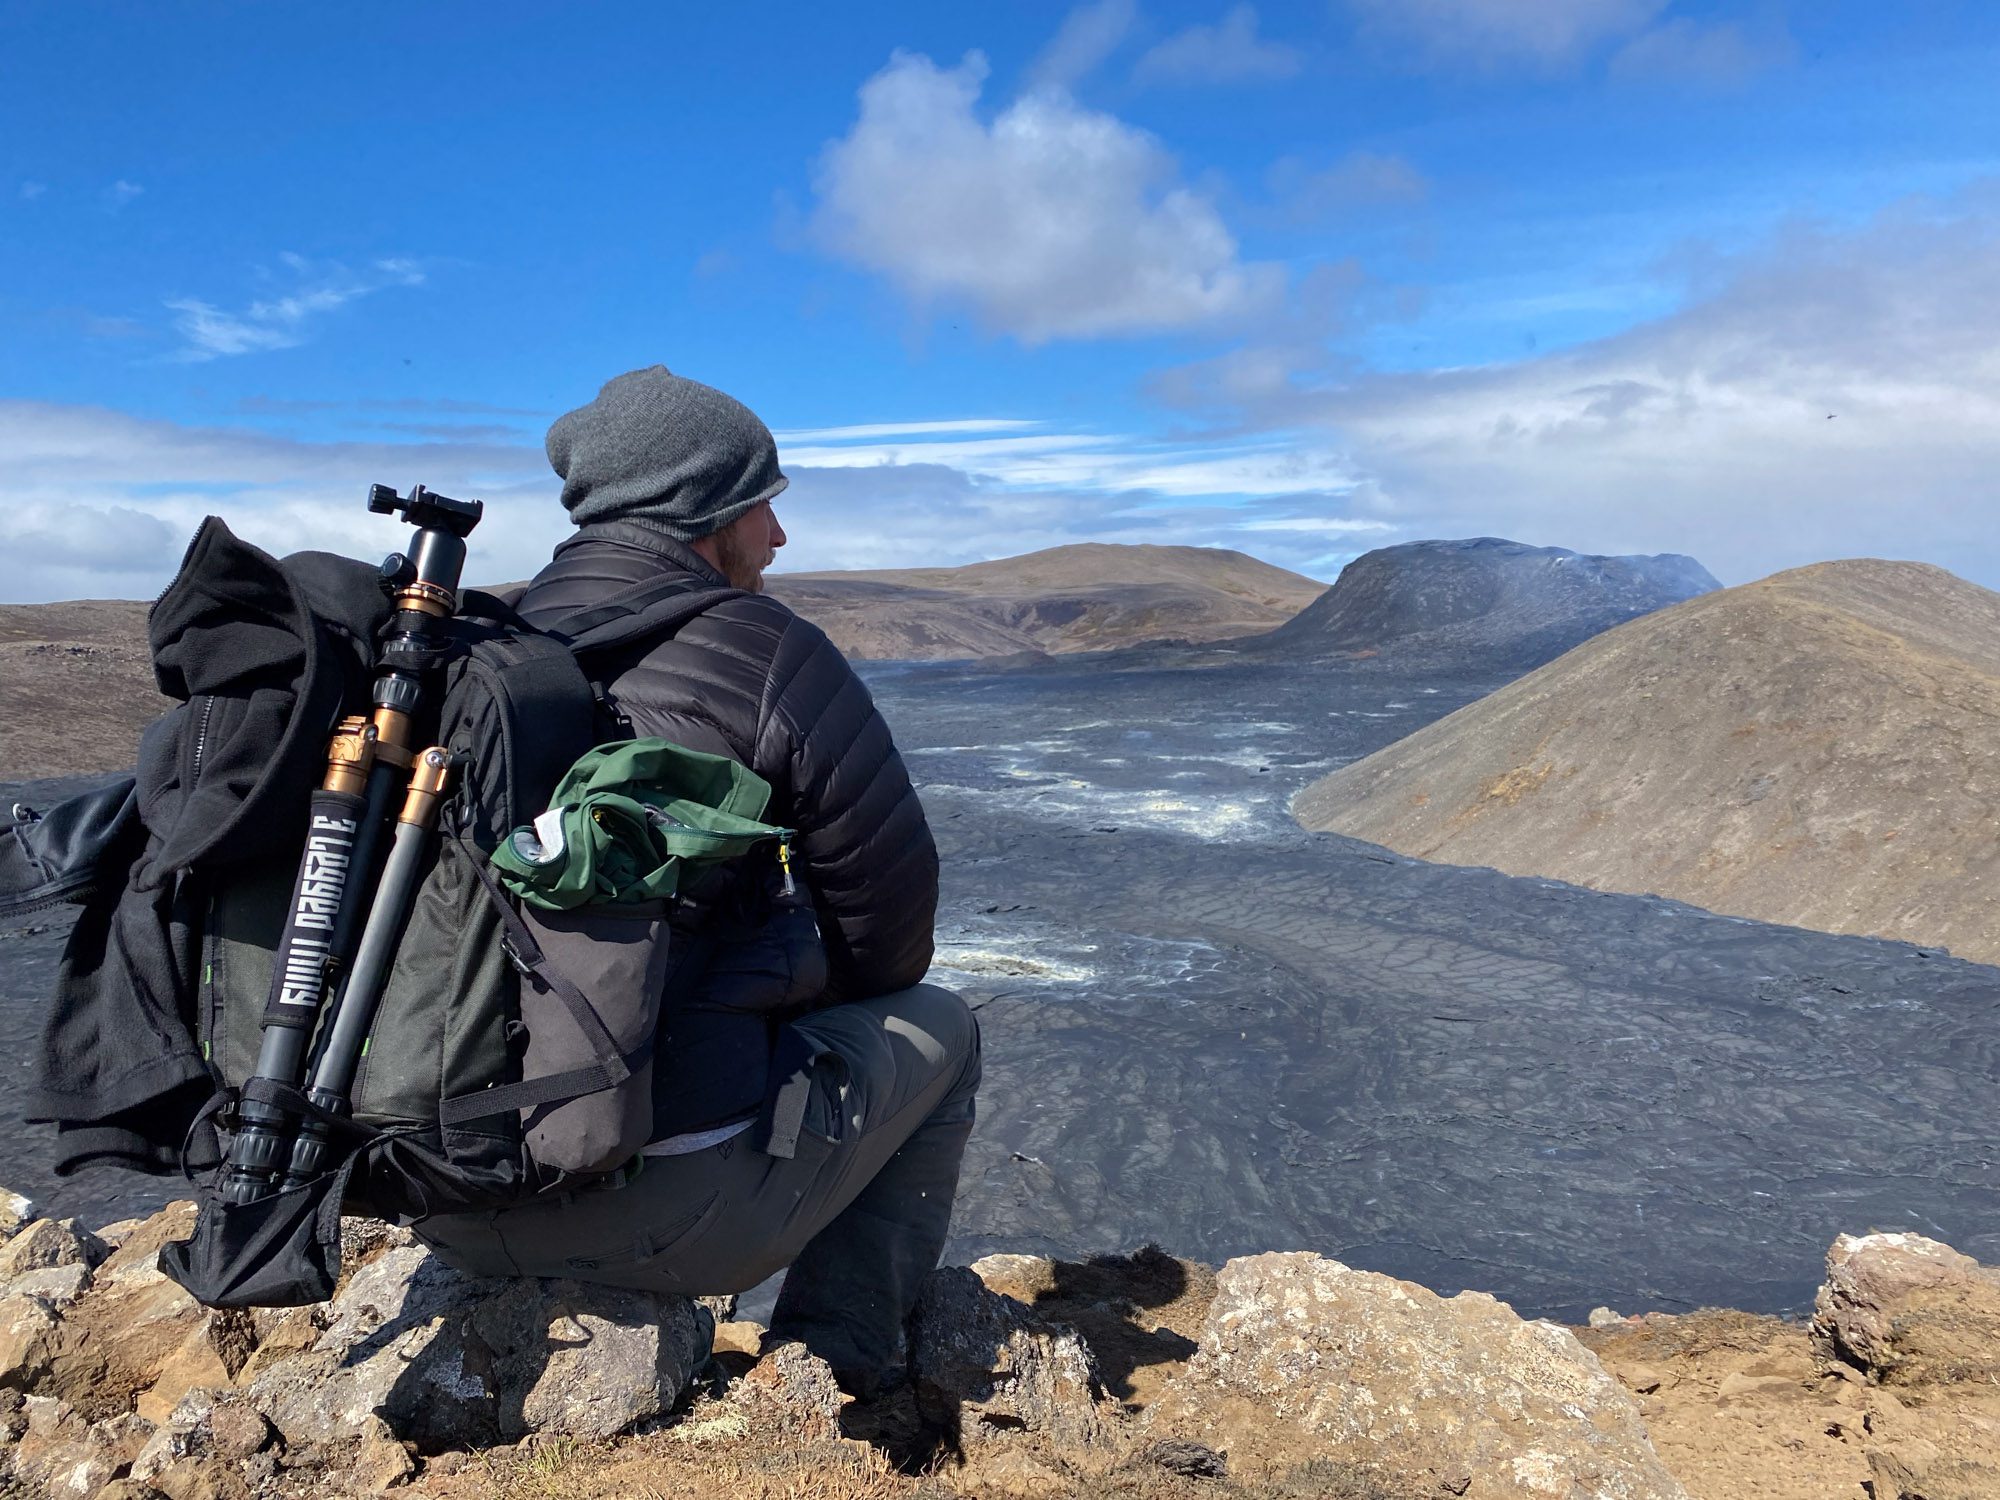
[{"left": 515, "top": 521, "right": 939, "bottom": 1136}]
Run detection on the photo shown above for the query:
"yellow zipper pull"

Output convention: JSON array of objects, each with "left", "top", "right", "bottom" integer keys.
[{"left": 777, "top": 835, "right": 797, "bottom": 897}]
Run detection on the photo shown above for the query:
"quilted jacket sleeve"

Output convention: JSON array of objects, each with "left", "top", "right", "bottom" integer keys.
[{"left": 758, "top": 614, "right": 938, "bottom": 1003}]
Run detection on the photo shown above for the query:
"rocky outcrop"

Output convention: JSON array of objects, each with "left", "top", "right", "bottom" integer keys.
[
  {"left": 0, "top": 1191, "right": 34, "bottom": 1242},
  {"left": 733, "top": 1340, "right": 848, "bottom": 1442},
  {"left": 0, "top": 1216, "right": 105, "bottom": 1279},
  {"left": 908, "top": 1265, "right": 1114, "bottom": 1451},
  {"left": 243, "top": 1239, "right": 707, "bottom": 1452},
  {"left": 7, "top": 1192, "right": 2000, "bottom": 1499},
  {"left": 8, "top": 1393, "right": 153, "bottom": 1498},
  {"left": 0, "top": 1196, "right": 708, "bottom": 1494},
  {"left": 1145, "top": 1251, "right": 1688, "bottom": 1499},
  {"left": 1812, "top": 1231, "right": 2000, "bottom": 1387}
]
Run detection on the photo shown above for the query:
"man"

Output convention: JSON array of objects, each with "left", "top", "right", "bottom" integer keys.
[{"left": 419, "top": 366, "right": 979, "bottom": 1396}]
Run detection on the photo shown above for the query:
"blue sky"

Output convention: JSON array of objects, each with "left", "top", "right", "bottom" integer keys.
[{"left": 3, "top": 0, "right": 1997, "bottom": 601}]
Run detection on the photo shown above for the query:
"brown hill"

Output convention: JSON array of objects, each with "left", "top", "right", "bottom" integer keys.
[
  {"left": 0, "top": 546, "right": 1325, "bottom": 780},
  {"left": 1293, "top": 559, "right": 2000, "bottom": 965},
  {"left": 768, "top": 543, "right": 1325, "bottom": 659},
  {"left": 0, "top": 601, "right": 164, "bottom": 780}
]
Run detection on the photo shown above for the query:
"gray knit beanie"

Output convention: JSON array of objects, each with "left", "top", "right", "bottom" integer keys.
[{"left": 546, "top": 366, "right": 789, "bottom": 537}]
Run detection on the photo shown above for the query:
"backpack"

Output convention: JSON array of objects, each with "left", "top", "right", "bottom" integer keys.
[{"left": 8, "top": 514, "right": 786, "bottom": 1307}]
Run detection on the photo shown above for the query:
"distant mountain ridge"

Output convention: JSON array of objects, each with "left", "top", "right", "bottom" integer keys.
[
  {"left": 1248, "top": 537, "right": 1719, "bottom": 671},
  {"left": 0, "top": 544, "right": 1328, "bottom": 779},
  {"left": 1294, "top": 558, "right": 2000, "bottom": 965},
  {"left": 768, "top": 543, "right": 1327, "bottom": 660}
]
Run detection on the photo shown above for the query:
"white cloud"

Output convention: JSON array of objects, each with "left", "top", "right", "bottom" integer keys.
[
  {"left": 1134, "top": 6, "right": 1303, "bottom": 85},
  {"left": 776, "top": 463, "right": 1367, "bottom": 577},
  {"left": 1232, "top": 515, "right": 1395, "bottom": 535},
  {"left": 1347, "top": 0, "right": 1667, "bottom": 70},
  {"left": 811, "top": 50, "right": 1284, "bottom": 343},
  {"left": 1609, "top": 16, "right": 1795, "bottom": 87},
  {"left": 779, "top": 426, "right": 1353, "bottom": 499},
  {"left": 1026, "top": 0, "right": 1138, "bottom": 92},
  {"left": 1207, "top": 186, "right": 2000, "bottom": 587},
  {"left": 0, "top": 399, "right": 1385, "bottom": 603},
  {"left": 166, "top": 256, "right": 427, "bottom": 362},
  {"left": 102, "top": 179, "right": 144, "bottom": 210},
  {"left": 0, "top": 403, "right": 560, "bottom": 603},
  {"left": 166, "top": 300, "right": 306, "bottom": 358},
  {"left": 774, "top": 418, "right": 1042, "bottom": 443}
]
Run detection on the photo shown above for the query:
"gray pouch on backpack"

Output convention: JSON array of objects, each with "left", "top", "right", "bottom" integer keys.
[
  {"left": 491, "top": 737, "right": 792, "bottom": 1179},
  {"left": 514, "top": 898, "right": 673, "bottom": 1175}
]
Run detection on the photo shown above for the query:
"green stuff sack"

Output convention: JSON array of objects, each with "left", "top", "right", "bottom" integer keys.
[
  {"left": 492, "top": 738, "right": 790, "bottom": 909},
  {"left": 485, "top": 738, "right": 794, "bottom": 1174}
]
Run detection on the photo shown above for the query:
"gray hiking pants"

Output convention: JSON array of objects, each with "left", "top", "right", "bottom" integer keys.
[{"left": 417, "top": 983, "right": 981, "bottom": 1379}]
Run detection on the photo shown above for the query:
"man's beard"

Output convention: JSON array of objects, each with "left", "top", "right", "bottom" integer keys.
[{"left": 711, "top": 527, "right": 772, "bottom": 592}]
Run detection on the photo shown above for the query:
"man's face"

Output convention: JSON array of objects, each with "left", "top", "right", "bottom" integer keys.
[{"left": 706, "top": 500, "right": 787, "bottom": 592}]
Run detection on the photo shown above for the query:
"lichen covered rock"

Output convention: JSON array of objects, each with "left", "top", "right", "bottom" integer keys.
[
  {"left": 245, "top": 1242, "right": 706, "bottom": 1452},
  {"left": 908, "top": 1266, "right": 1112, "bottom": 1450},
  {"left": 734, "top": 1340, "right": 848, "bottom": 1442},
  {"left": 0, "top": 1188, "right": 36, "bottom": 1244},
  {"left": 0, "top": 1216, "right": 105, "bottom": 1280},
  {"left": 1146, "top": 1251, "right": 1687, "bottom": 1500},
  {"left": 1812, "top": 1231, "right": 2000, "bottom": 1386}
]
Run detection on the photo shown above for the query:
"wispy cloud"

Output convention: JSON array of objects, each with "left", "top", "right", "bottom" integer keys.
[
  {"left": 19, "top": 181, "right": 47, "bottom": 201},
  {"left": 238, "top": 394, "right": 543, "bottom": 417},
  {"left": 812, "top": 50, "right": 1283, "bottom": 343},
  {"left": 102, "top": 179, "right": 144, "bottom": 210},
  {"left": 0, "top": 402, "right": 558, "bottom": 603},
  {"left": 0, "top": 399, "right": 1382, "bottom": 602},
  {"left": 1134, "top": 6, "right": 1304, "bottom": 86},
  {"left": 371, "top": 422, "right": 532, "bottom": 442},
  {"left": 1347, "top": 0, "right": 1666, "bottom": 72},
  {"left": 166, "top": 255, "right": 427, "bottom": 362},
  {"left": 1609, "top": 15, "right": 1796, "bottom": 88},
  {"left": 1268, "top": 150, "right": 1429, "bottom": 220},
  {"left": 1026, "top": 0, "right": 1138, "bottom": 92},
  {"left": 778, "top": 426, "right": 1353, "bottom": 499},
  {"left": 773, "top": 418, "right": 1043, "bottom": 443},
  {"left": 1344, "top": 0, "right": 1793, "bottom": 84},
  {"left": 775, "top": 462, "right": 1371, "bottom": 578},
  {"left": 1232, "top": 514, "right": 1395, "bottom": 536},
  {"left": 1171, "top": 183, "right": 2000, "bottom": 588}
]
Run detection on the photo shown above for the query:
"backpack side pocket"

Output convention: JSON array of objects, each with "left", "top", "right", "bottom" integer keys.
[{"left": 514, "top": 900, "right": 671, "bottom": 1175}]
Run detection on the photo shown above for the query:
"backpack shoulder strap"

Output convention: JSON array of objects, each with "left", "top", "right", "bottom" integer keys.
[{"left": 539, "top": 577, "right": 745, "bottom": 659}]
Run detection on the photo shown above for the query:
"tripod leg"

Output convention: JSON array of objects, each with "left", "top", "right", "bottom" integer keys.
[
  {"left": 220, "top": 787, "right": 369, "bottom": 1203},
  {"left": 283, "top": 748, "right": 457, "bottom": 1187}
]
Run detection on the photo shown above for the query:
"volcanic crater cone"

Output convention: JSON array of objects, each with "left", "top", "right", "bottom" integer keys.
[
  {"left": 1247, "top": 536, "right": 1718, "bottom": 671},
  {"left": 1294, "top": 558, "right": 2000, "bottom": 964}
]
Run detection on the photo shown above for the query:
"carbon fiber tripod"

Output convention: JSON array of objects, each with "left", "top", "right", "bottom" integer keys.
[{"left": 218, "top": 484, "right": 481, "bottom": 1203}]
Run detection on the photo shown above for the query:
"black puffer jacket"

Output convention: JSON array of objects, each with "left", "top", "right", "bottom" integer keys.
[{"left": 514, "top": 521, "right": 939, "bottom": 1137}]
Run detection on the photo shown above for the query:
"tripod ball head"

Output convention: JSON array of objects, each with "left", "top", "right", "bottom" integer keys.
[{"left": 367, "top": 483, "right": 484, "bottom": 538}]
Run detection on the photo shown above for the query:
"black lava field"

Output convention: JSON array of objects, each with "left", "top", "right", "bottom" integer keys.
[{"left": 4, "top": 647, "right": 1996, "bottom": 1322}]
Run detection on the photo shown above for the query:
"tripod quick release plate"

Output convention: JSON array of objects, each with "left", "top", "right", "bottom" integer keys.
[{"left": 368, "top": 483, "right": 483, "bottom": 537}]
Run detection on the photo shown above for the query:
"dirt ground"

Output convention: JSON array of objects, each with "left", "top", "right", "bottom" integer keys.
[{"left": 1579, "top": 1307, "right": 2000, "bottom": 1500}]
